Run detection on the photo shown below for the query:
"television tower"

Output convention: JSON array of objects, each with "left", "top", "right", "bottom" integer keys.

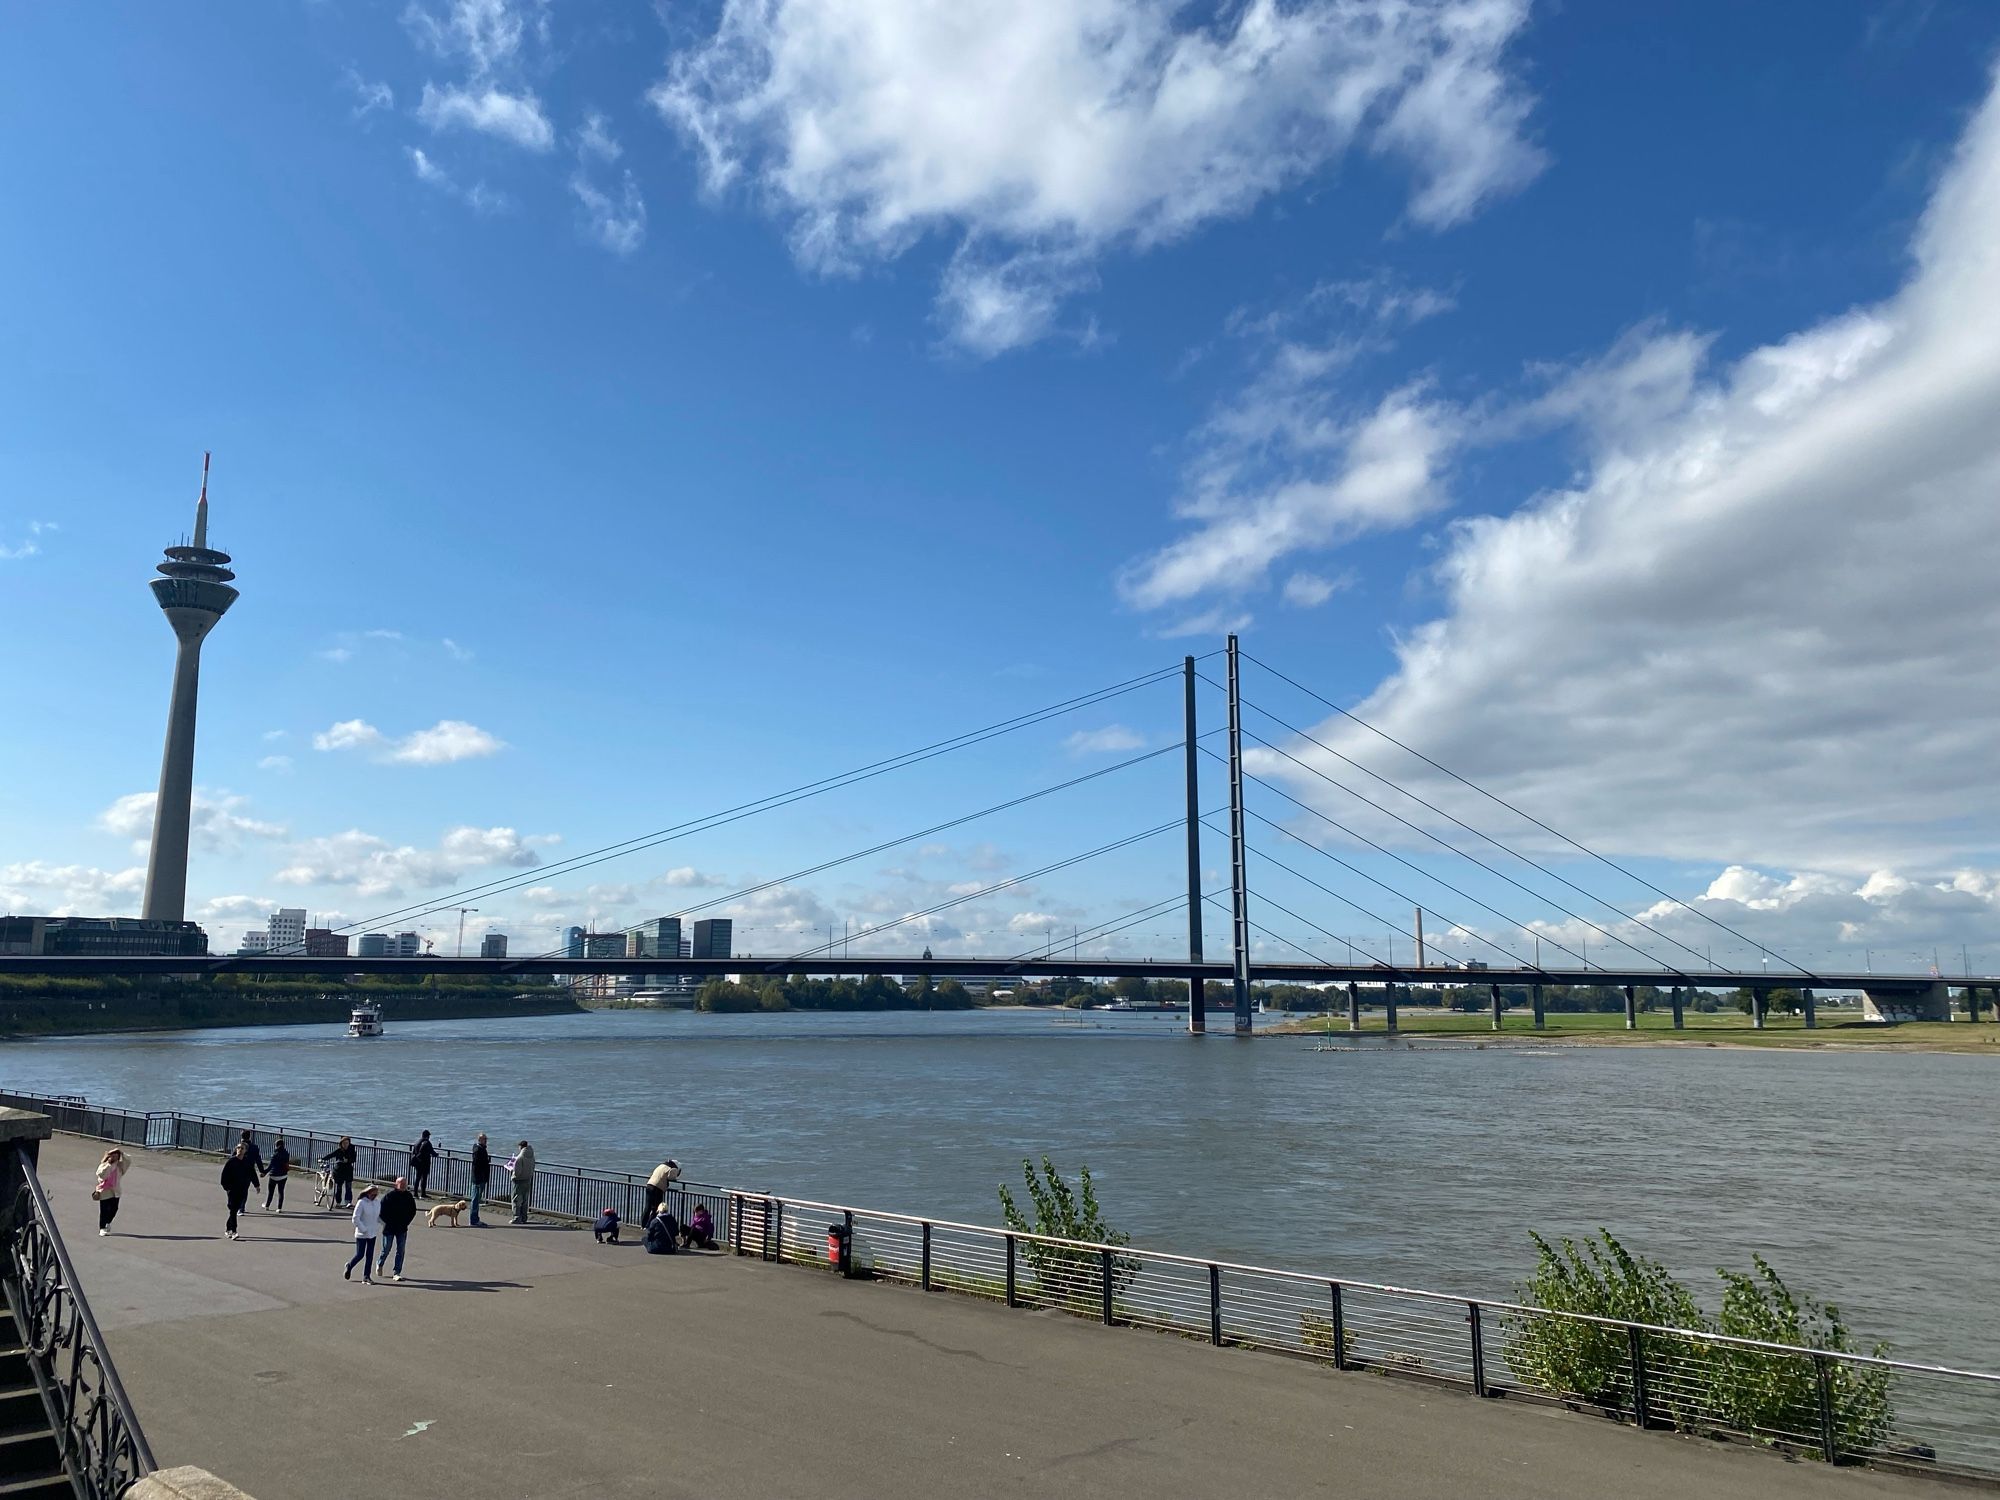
[{"left": 140, "top": 454, "right": 240, "bottom": 922}]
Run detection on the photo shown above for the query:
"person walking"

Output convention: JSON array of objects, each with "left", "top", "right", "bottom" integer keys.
[
  {"left": 92, "top": 1148, "right": 128, "bottom": 1236},
  {"left": 469, "top": 1133, "right": 491, "bottom": 1227},
  {"left": 645, "top": 1157, "right": 681, "bottom": 1224},
  {"left": 378, "top": 1176, "right": 417, "bottom": 1282},
  {"left": 220, "top": 1142, "right": 257, "bottom": 1240},
  {"left": 321, "top": 1136, "right": 357, "bottom": 1208},
  {"left": 409, "top": 1130, "right": 438, "bottom": 1200},
  {"left": 236, "top": 1129, "right": 267, "bottom": 1183},
  {"left": 508, "top": 1140, "right": 536, "bottom": 1224},
  {"left": 345, "top": 1185, "right": 382, "bottom": 1284},
  {"left": 264, "top": 1138, "right": 291, "bottom": 1212}
]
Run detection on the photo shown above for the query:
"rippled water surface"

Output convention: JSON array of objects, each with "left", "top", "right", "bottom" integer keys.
[{"left": 6, "top": 1009, "right": 1996, "bottom": 1368}]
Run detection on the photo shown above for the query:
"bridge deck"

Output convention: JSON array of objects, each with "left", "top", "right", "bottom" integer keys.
[{"left": 43, "top": 1135, "right": 1956, "bottom": 1500}]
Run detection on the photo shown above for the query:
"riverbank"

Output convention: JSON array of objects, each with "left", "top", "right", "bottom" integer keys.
[{"left": 1268, "top": 1012, "right": 2000, "bottom": 1052}]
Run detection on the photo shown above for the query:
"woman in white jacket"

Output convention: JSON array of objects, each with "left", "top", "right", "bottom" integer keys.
[{"left": 344, "top": 1185, "right": 383, "bottom": 1285}]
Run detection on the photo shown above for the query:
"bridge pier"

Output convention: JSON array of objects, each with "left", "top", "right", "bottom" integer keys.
[
  {"left": 1803, "top": 987, "right": 1817, "bottom": 1030},
  {"left": 1670, "top": 986, "right": 1685, "bottom": 1029},
  {"left": 1968, "top": 985, "right": 1984, "bottom": 1023},
  {"left": 1859, "top": 980, "right": 1950, "bottom": 1022},
  {"left": 1385, "top": 985, "right": 1399, "bottom": 1033},
  {"left": 1490, "top": 983, "right": 1502, "bottom": 1032},
  {"left": 1532, "top": 984, "right": 1544, "bottom": 1029},
  {"left": 1346, "top": 981, "right": 1360, "bottom": 1032},
  {"left": 1751, "top": 988, "right": 1766, "bottom": 1029},
  {"left": 1622, "top": 983, "right": 1637, "bottom": 1031}
]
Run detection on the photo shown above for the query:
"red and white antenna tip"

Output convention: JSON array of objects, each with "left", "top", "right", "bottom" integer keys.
[{"left": 199, "top": 452, "right": 211, "bottom": 503}]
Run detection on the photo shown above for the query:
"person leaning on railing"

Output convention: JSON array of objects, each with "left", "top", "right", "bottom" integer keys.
[{"left": 645, "top": 1157, "right": 681, "bottom": 1223}]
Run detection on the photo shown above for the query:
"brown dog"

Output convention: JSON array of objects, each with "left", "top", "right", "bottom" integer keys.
[{"left": 425, "top": 1198, "right": 469, "bottom": 1228}]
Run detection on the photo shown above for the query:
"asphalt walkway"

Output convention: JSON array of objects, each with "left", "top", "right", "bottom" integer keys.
[{"left": 41, "top": 1135, "right": 1964, "bottom": 1500}]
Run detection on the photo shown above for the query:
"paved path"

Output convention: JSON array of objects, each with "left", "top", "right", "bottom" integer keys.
[{"left": 41, "top": 1136, "right": 1962, "bottom": 1500}]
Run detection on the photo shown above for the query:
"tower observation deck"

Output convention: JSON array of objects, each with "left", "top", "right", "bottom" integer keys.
[{"left": 140, "top": 455, "right": 239, "bottom": 923}]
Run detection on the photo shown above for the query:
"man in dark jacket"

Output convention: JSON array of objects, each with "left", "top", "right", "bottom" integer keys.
[
  {"left": 236, "top": 1130, "right": 267, "bottom": 1183},
  {"left": 264, "top": 1138, "right": 292, "bottom": 1212},
  {"left": 219, "top": 1143, "right": 257, "bottom": 1240},
  {"left": 409, "top": 1130, "right": 438, "bottom": 1199},
  {"left": 469, "top": 1133, "right": 491, "bottom": 1227},
  {"left": 379, "top": 1176, "right": 418, "bottom": 1282}
]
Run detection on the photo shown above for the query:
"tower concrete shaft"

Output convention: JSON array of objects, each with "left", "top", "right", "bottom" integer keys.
[{"left": 141, "top": 459, "right": 238, "bottom": 922}]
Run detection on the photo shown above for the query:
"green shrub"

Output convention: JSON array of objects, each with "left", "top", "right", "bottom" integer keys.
[
  {"left": 997, "top": 1157, "right": 1138, "bottom": 1314},
  {"left": 1708, "top": 1256, "right": 1893, "bottom": 1452}
]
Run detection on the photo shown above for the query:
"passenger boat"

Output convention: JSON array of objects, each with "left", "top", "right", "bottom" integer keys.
[{"left": 346, "top": 1001, "right": 384, "bottom": 1038}]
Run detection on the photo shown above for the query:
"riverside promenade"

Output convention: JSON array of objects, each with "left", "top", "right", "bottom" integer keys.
[{"left": 44, "top": 1135, "right": 1960, "bottom": 1500}]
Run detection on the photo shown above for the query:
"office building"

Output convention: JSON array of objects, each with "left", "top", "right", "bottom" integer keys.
[
  {"left": 0, "top": 915, "right": 208, "bottom": 958},
  {"left": 564, "top": 926, "right": 585, "bottom": 960},
  {"left": 238, "top": 931, "right": 270, "bottom": 955},
  {"left": 266, "top": 908, "right": 307, "bottom": 956},
  {"left": 690, "top": 919, "right": 733, "bottom": 959},
  {"left": 303, "top": 928, "right": 349, "bottom": 958},
  {"left": 357, "top": 934, "right": 387, "bottom": 958},
  {"left": 583, "top": 932, "right": 626, "bottom": 960},
  {"left": 480, "top": 932, "right": 508, "bottom": 959},
  {"left": 141, "top": 455, "right": 241, "bottom": 924}
]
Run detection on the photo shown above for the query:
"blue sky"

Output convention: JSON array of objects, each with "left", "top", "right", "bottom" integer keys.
[{"left": 6, "top": 0, "right": 2000, "bottom": 975}]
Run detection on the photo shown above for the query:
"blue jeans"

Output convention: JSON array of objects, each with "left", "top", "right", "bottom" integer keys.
[
  {"left": 381, "top": 1228, "right": 407, "bottom": 1275},
  {"left": 345, "top": 1238, "right": 376, "bottom": 1279},
  {"left": 469, "top": 1183, "right": 486, "bottom": 1225}
]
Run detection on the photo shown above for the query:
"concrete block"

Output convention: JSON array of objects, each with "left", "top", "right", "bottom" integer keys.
[{"left": 128, "top": 1465, "right": 259, "bottom": 1500}]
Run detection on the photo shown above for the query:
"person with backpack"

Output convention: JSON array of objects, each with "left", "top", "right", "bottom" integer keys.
[
  {"left": 264, "top": 1138, "right": 292, "bottom": 1212},
  {"left": 409, "top": 1130, "right": 439, "bottom": 1200},
  {"left": 469, "top": 1132, "right": 491, "bottom": 1227}
]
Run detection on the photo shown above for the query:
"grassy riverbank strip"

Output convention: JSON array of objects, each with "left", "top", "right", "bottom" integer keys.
[{"left": 1269, "top": 1011, "right": 2000, "bottom": 1052}]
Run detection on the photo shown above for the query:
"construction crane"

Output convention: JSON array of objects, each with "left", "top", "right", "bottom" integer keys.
[{"left": 453, "top": 907, "right": 480, "bottom": 959}]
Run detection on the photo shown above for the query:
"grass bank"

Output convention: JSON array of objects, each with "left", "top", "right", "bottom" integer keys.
[{"left": 1269, "top": 1010, "right": 2000, "bottom": 1052}]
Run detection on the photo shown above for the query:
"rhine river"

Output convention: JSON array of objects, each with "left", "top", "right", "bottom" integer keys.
[{"left": 4, "top": 1009, "right": 1996, "bottom": 1370}]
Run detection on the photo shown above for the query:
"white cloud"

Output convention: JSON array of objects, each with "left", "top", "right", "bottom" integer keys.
[
  {"left": 570, "top": 169, "right": 647, "bottom": 255},
  {"left": 0, "top": 521, "right": 50, "bottom": 560},
  {"left": 1281, "top": 571, "right": 1351, "bottom": 608},
  {"left": 652, "top": 0, "right": 1543, "bottom": 353},
  {"left": 416, "top": 84, "right": 554, "bottom": 151},
  {"left": 1266, "top": 69, "right": 2000, "bottom": 876},
  {"left": 261, "top": 729, "right": 288, "bottom": 743},
  {"left": 403, "top": 0, "right": 538, "bottom": 78},
  {"left": 98, "top": 790, "right": 287, "bottom": 853},
  {"left": 0, "top": 862, "right": 144, "bottom": 916},
  {"left": 344, "top": 68, "right": 394, "bottom": 119},
  {"left": 274, "top": 824, "right": 552, "bottom": 899},
  {"left": 578, "top": 111, "right": 621, "bottom": 162},
  {"left": 1063, "top": 725, "right": 1145, "bottom": 755},
  {"left": 312, "top": 718, "right": 505, "bottom": 765},
  {"left": 663, "top": 867, "right": 727, "bottom": 888},
  {"left": 257, "top": 755, "right": 294, "bottom": 773},
  {"left": 1153, "top": 605, "right": 1253, "bottom": 639},
  {"left": 442, "top": 637, "right": 474, "bottom": 661},
  {"left": 318, "top": 645, "right": 355, "bottom": 663}
]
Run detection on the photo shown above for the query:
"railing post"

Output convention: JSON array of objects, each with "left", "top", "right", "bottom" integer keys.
[
  {"left": 1330, "top": 1283, "right": 1348, "bottom": 1371},
  {"left": 1208, "top": 1264, "right": 1222, "bottom": 1346},
  {"left": 1100, "top": 1248, "right": 1115, "bottom": 1325},
  {"left": 1627, "top": 1324, "right": 1650, "bottom": 1428},
  {"left": 730, "top": 1193, "right": 743, "bottom": 1256},
  {"left": 842, "top": 1209, "right": 854, "bottom": 1280},
  {"left": 1814, "top": 1354, "right": 1838, "bottom": 1463},
  {"left": 921, "top": 1222, "right": 932, "bottom": 1291},
  {"left": 1005, "top": 1235, "right": 1017, "bottom": 1308},
  {"left": 1469, "top": 1303, "right": 1488, "bottom": 1396}
]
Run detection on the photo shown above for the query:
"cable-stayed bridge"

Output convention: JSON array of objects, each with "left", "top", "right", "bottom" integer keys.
[{"left": 8, "top": 638, "right": 1985, "bottom": 1029}]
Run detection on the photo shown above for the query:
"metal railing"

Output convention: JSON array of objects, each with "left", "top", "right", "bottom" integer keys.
[
  {"left": 724, "top": 1189, "right": 2000, "bottom": 1482},
  {"left": 0, "top": 1091, "right": 734, "bottom": 1246},
  {"left": 13, "top": 1091, "right": 1998, "bottom": 1481},
  {"left": 2, "top": 1151, "right": 157, "bottom": 1498}
]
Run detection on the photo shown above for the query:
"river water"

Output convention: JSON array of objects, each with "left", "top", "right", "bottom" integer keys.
[{"left": 5, "top": 1009, "right": 1996, "bottom": 1370}]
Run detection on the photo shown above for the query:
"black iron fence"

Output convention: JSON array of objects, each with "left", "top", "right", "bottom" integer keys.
[
  {"left": 728, "top": 1190, "right": 2000, "bottom": 1481},
  {"left": 0, "top": 1091, "right": 733, "bottom": 1245},
  {"left": 1, "top": 1151, "right": 157, "bottom": 1498},
  {"left": 14, "top": 1090, "right": 1999, "bottom": 1481}
]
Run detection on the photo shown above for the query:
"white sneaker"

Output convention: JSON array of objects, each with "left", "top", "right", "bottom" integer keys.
[
  {"left": 98, "top": 1228, "right": 108, "bottom": 1237},
  {"left": 390, "top": 1273, "right": 403, "bottom": 1282}
]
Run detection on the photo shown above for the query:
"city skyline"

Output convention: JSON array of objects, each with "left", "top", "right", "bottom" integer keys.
[{"left": 6, "top": 4, "right": 2000, "bottom": 972}]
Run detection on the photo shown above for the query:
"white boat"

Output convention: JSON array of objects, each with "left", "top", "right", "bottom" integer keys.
[{"left": 346, "top": 1002, "right": 384, "bottom": 1038}]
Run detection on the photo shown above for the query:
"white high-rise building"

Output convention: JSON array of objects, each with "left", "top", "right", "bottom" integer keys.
[
  {"left": 266, "top": 908, "right": 307, "bottom": 955},
  {"left": 237, "top": 930, "right": 270, "bottom": 955}
]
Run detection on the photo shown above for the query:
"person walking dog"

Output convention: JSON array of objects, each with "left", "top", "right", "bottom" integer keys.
[
  {"left": 220, "top": 1142, "right": 257, "bottom": 1240},
  {"left": 379, "top": 1177, "right": 417, "bottom": 1281},
  {"left": 508, "top": 1140, "right": 536, "bottom": 1224},
  {"left": 469, "top": 1133, "right": 491, "bottom": 1227},
  {"left": 264, "top": 1138, "right": 291, "bottom": 1212},
  {"left": 345, "top": 1185, "right": 382, "bottom": 1284},
  {"left": 92, "top": 1148, "right": 128, "bottom": 1236},
  {"left": 409, "top": 1130, "right": 438, "bottom": 1200}
]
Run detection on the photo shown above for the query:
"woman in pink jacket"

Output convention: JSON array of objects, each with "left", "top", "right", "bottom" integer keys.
[{"left": 94, "top": 1148, "right": 128, "bottom": 1236}]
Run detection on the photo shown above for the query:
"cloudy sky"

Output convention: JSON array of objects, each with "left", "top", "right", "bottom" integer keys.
[{"left": 4, "top": 0, "right": 2000, "bottom": 978}]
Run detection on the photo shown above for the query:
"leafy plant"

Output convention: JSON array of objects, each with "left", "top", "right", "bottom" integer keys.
[
  {"left": 997, "top": 1157, "right": 1138, "bottom": 1314},
  {"left": 1708, "top": 1255, "right": 1893, "bottom": 1453},
  {"left": 1300, "top": 1310, "right": 1355, "bottom": 1362},
  {"left": 1504, "top": 1231, "right": 1707, "bottom": 1421}
]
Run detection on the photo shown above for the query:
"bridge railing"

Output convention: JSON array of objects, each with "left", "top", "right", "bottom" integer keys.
[
  {"left": 1, "top": 1148, "right": 158, "bottom": 1498},
  {"left": 726, "top": 1189, "right": 2000, "bottom": 1481},
  {"left": 0, "top": 1092, "right": 735, "bottom": 1246}
]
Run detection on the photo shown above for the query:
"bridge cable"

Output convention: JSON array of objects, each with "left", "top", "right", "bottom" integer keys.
[
  {"left": 1199, "top": 891, "right": 1343, "bottom": 968},
  {"left": 1199, "top": 744, "right": 1603, "bottom": 972},
  {"left": 533, "top": 743, "right": 1192, "bottom": 961},
  {"left": 1008, "top": 891, "right": 1194, "bottom": 961},
  {"left": 327, "top": 660, "right": 1196, "bottom": 940},
  {"left": 1242, "top": 652, "right": 1812, "bottom": 977}
]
